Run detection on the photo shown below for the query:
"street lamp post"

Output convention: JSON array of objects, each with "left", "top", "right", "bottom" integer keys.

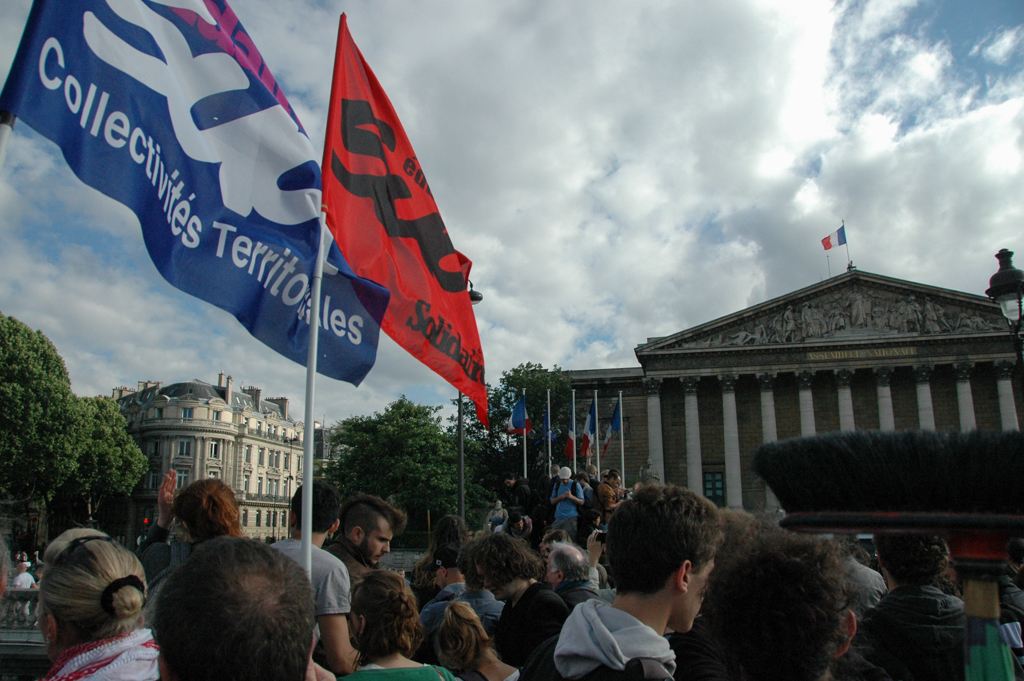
[
  {"left": 985, "top": 248, "right": 1024, "bottom": 400},
  {"left": 458, "top": 282, "right": 484, "bottom": 520}
]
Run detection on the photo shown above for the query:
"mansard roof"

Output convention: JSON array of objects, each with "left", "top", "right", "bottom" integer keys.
[
  {"left": 635, "top": 268, "right": 1012, "bottom": 374},
  {"left": 117, "top": 379, "right": 293, "bottom": 423}
]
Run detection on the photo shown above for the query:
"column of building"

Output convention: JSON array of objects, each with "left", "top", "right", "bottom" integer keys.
[
  {"left": 954, "top": 363, "right": 976, "bottom": 431},
  {"left": 758, "top": 373, "right": 781, "bottom": 509},
  {"left": 683, "top": 378, "right": 703, "bottom": 494},
  {"left": 914, "top": 365, "right": 936, "bottom": 431},
  {"left": 644, "top": 378, "right": 666, "bottom": 484},
  {"left": 720, "top": 375, "right": 743, "bottom": 509},
  {"left": 874, "top": 367, "right": 895, "bottom": 431},
  {"left": 798, "top": 371, "right": 816, "bottom": 436},
  {"left": 836, "top": 369, "right": 856, "bottom": 432},
  {"left": 996, "top": 362, "right": 1020, "bottom": 431}
]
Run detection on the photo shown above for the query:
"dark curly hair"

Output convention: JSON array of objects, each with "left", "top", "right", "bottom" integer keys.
[
  {"left": 475, "top": 533, "right": 544, "bottom": 588},
  {"left": 873, "top": 534, "right": 949, "bottom": 587},
  {"left": 173, "top": 479, "right": 243, "bottom": 542},
  {"left": 350, "top": 570, "right": 423, "bottom": 665},
  {"left": 459, "top": 537, "right": 487, "bottom": 590},
  {"left": 707, "top": 532, "right": 850, "bottom": 681},
  {"left": 607, "top": 485, "right": 721, "bottom": 594}
]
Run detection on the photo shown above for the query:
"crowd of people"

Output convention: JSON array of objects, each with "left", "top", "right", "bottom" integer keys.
[{"left": 5, "top": 466, "right": 1024, "bottom": 681}]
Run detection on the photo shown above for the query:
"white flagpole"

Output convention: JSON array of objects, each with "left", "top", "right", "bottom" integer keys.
[
  {"left": 618, "top": 391, "right": 625, "bottom": 480},
  {"left": 0, "top": 112, "right": 16, "bottom": 175},
  {"left": 299, "top": 212, "right": 329, "bottom": 576},
  {"left": 594, "top": 390, "right": 600, "bottom": 475},
  {"left": 571, "top": 389, "right": 576, "bottom": 474},
  {"left": 546, "top": 389, "right": 551, "bottom": 474},
  {"left": 521, "top": 388, "right": 527, "bottom": 479}
]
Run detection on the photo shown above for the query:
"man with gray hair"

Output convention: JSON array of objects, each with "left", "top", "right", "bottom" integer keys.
[{"left": 546, "top": 542, "right": 599, "bottom": 610}]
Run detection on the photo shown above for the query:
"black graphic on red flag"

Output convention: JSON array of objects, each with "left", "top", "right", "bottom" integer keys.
[{"left": 321, "top": 15, "right": 489, "bottom": 426}]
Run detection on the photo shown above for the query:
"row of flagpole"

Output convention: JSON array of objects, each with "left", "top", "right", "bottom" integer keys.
[{"left": 507, "top": 389, "right": 624, "bottom": 480}]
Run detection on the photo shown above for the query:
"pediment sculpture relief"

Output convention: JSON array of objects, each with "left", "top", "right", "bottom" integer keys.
[{"left": 677, "top": 287, "right": 1004, "bottom": 349}]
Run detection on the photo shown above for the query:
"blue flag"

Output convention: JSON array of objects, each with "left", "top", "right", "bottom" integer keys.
[{"left": 0, "top": 0, "right": 389, "bottom": 385}]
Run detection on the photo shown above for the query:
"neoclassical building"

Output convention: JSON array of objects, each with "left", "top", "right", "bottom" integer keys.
[
  {"left": 114, "top": 374, "right": 307, "bottom": 544},
  {"left": 571, "top": 269, "right": 1022, "bottom": 510}
]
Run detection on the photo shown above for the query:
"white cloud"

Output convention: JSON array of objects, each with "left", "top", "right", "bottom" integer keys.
[{"left": 1, "top": 0, "right": 1022, "bottom": 427}]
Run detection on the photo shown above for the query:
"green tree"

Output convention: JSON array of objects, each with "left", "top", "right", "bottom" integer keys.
[
  {"left": 52, "top": 396, "right": 147, "bottom": 525},
  {"left": 0, "top": 313, "right": 81, "bottom": 502},
  {"left": 449, "top": 363, "right": 573, "bottom": 506},
  {"left": 321, "top": 398, "right": 459, "bottom": 527}
]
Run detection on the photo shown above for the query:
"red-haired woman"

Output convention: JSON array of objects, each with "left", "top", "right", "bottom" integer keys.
[{"left": 136, "top": 472, "right": 243, "bottom": 623}]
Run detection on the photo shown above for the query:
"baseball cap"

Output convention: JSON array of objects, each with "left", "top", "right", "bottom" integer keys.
[{"left": 433, "top": 543, "right": 460, "bottom": 569}]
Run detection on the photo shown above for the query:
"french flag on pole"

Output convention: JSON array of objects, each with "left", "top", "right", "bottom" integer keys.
[
  {"left": 821, "top": 224, "right": 847, "bottom": 251},
  {"left": 506, "top": 395, "right": 530, "bottom": 435},
  {"left": 579, "top": 398, "right": 596, "bottom": 458},
  {"left": 602, "top": 397, "right": 621, "bottom": 456},
  {"left": 562, "top": 409, "right": 576, "bottom": 459}
]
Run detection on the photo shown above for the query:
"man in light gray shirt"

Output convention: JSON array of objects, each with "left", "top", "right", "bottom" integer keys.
[{"left": 273, "top": 481, "right": 356, "bottom": 676}]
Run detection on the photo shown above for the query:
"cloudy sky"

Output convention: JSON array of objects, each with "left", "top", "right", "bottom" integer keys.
[{"left": 1, "top": 0, "right": 1022, "bottom": 427}]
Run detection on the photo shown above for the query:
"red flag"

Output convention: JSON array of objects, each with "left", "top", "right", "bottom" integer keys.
[{"left": 322, "top": 15, "right": 488, "bottom": 426}]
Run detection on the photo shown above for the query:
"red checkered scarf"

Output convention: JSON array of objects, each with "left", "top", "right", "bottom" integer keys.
[{"left": 44, "top": 629, "right": 159, "bottom": 681}]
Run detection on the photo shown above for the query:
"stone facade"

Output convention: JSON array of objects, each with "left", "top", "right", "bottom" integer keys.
[
  {"left": 571, "top": 270, "right": 1022, "bottom": 510},
  {"left": 114, "top": 374, "right": 306, "bottom": 545}
]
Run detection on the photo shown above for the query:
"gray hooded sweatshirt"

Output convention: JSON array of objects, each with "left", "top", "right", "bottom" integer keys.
[{"left": 553, "top": 599, "right": 677, "bottom": 679}]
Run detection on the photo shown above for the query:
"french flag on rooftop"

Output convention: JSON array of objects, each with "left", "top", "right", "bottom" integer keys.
[
  {"left": 821, "top": 224, "right": 847, "bottom": 251},
  {"left": 506, "top": 395, "right": 530, "bottom": 435}
]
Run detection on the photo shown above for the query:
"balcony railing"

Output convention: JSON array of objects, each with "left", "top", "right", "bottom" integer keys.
[
  {"left": 244, "top": 493, "right": 291, "bottom": 503},
  {"left": 0, "top": 588, "right": 41, "bottom": 633}
]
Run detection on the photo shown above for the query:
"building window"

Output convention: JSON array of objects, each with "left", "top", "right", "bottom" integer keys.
[
  {"left": 245, "top": 445, "right": 252, "bottom": 463},
  {"left": 703, "top": 472, "right": 725, "bottom": 508},
  {"left": 271, "top": 510, "right": 277, "bottom": 528},
  {"left": 257, "top": 421, "right": 263, "bottom": 433},
  {"left": 284, "top": 479, "right": 291, "bottom": 499},
  {"left": 146, "top": 467, "right": 161, "bottom": 489},
  {"left": 274, "top": 451, "right": 280, "bottom": 468},
  {"left": 258, "top": 477, "right": 263, "bottom": 495},
  {"left": 176, "top": 469, "right": 189, "bottom": 489},
  {"left": 242, "top": 509, "right": 248, "bottom": 526},
  {"left": 256, "top": 510, "right": 261, "bottom": 527},
  {"left": 244, "top": 475, "right": 250, "bottom": 493},
  {"left": 208, "top": 469, "right": 219, "bottom": 479},
  {"left": 258, "top": 448, "right": 265, "bottom": 466},
  {"left": 182, "top": 407, "right": 194, "bottom": 420},
  {"left": 150, "top": 442, "right": 159, "bottom": 457},
  {"left": 156, "top": 407, "right": 164, "bottom": 419},
  {"left": 210, "top": 441, "right": 220, "bottom": 459},
  {"left": 283, "top": 453, "right": 290, "bottom": 470},
  {"left": 177, "top": 439, "right": 191, "bottom": 457}
]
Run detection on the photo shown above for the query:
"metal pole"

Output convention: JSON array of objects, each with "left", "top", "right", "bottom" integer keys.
[
  {"left": 571, "top": 389, "right": 576, "bottom": 474},
  {"left": 619, "top": 391, "right": 625, "bottom": 479},
  {"left": 458, "top": 391, "right": 465, "bottom": 520},
  {"left": 546, "top": 389, "right": 551, "bottom": 474},
  {"left": 594, "top": 390, "right": 600, "bottom": 475},
  {"left": 299, "top": 214, "right": 329, "bottom": 576},
  {"left": 522, "top": 388, "right": 527, "bottom": 479}
]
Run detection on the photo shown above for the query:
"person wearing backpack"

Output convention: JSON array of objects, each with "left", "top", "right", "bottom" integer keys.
[{"left": 550, "top": 468, "right": 585, "bottom": 539}]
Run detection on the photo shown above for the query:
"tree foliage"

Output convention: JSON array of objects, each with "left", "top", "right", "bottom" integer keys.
[
  {"left": 449, "top": 363, "right": 574, "bottom": 504},
  {"left": 54, "top": 396, "right": 146, "bottom": 522},
  {"left": 0, "top": 313, "right": 82, "bottom": 500},
  {"left": 321, "top": 398, "right": 460, "bottom": 525}
]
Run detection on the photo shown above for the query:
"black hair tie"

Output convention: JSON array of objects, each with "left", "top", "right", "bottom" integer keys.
[{"left": 100, "top": 575, "right": 146, "bottom": 616}]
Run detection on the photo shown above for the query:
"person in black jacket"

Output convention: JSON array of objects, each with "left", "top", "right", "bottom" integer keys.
[
  {"left": 476, "top": 532, "right": 569, "bottom": 667},
  {"left": 546, "top": 542, "right": 600, "bottom": 611},
  {"left": 854, "top": 534, "right": 965, "bottom": 681},
  {"left": 502, "top": 472, "right": 533, "bottom": 516}
]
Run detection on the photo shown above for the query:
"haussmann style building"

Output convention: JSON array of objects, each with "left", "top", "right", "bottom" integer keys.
[
  {"left": 113, "top": 373, "right": 313, "bottom": 545},
  {"left": 570, "top": 268, "right": 1022, "bottom": 510}
]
